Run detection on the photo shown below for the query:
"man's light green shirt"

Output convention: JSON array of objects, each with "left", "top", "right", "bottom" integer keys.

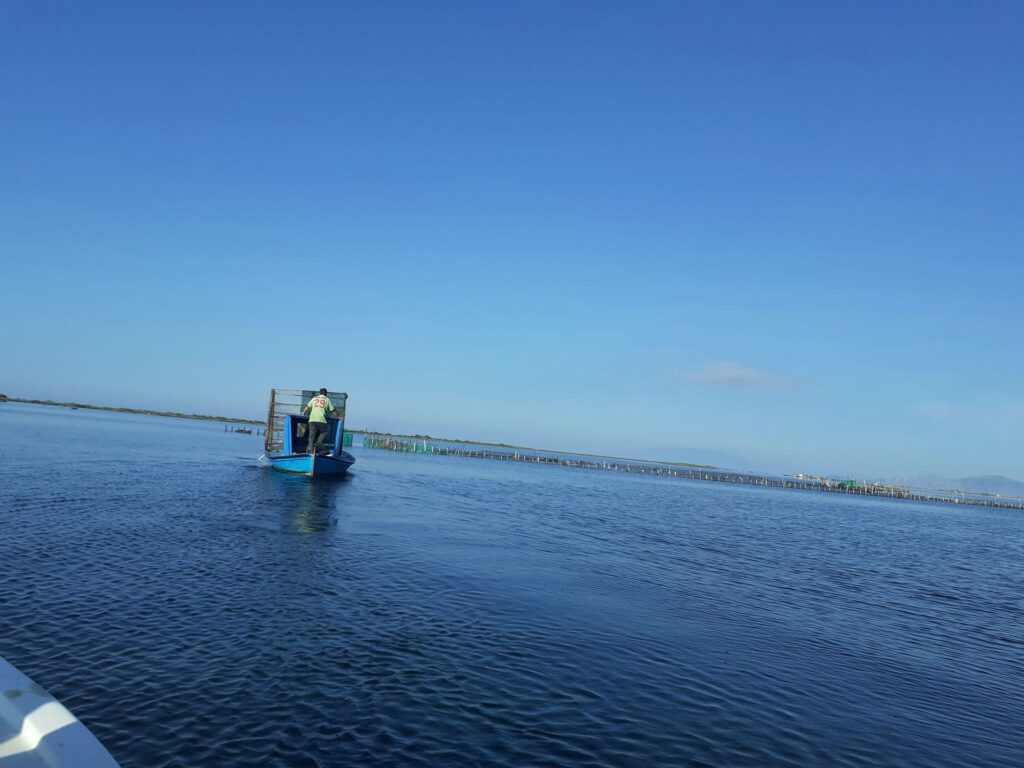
[{"left": 306, "top": 395, "right": 334, "bottom": 423}]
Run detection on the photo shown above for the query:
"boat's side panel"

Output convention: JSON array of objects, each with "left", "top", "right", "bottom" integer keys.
[
  {"left": 311, "top": 453, "right": 355, "bottom": 477},
  {"left": 269, "top": 454, "right": 314, "bottom": 475},
  {"left": 282, "top": 414, "right": 295, "bottom": 454},
  {"left": 332, "top": 418, "right": 345, "bottom": 455},
  {"left": 269, "top": 452, "right": 355, "bottom": 477}
]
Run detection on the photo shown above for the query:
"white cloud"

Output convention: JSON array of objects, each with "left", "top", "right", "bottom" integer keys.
[
  {"left": 911, "top": 402, "right": 973, "bottom": 420},
  {"left": 675, "top": 362, "right": 802, "bottom": 390},
  {"left": 912, "top": 401, "right": 1024, "bottom": 424}
]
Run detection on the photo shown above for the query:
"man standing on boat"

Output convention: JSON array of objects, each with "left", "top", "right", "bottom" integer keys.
[{"left": 302, "top": 388, "right": 338, "bottom": 455}]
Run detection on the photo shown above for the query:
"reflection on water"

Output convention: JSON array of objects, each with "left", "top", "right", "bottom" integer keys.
[
  {"left": 279, "top": 475, "right": 350, "bottom": 534},
  {"left": 248, "top": 462, "right": 352, "bottom": 534}
]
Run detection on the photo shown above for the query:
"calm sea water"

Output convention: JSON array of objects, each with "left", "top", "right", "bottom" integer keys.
[{"left": 1, "top": 403, "right": 1022, "bottom": 767}]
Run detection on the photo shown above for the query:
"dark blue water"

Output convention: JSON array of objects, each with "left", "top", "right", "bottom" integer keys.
[{"left": 1, "top": 403, "right": 1022, "bottom": 767}]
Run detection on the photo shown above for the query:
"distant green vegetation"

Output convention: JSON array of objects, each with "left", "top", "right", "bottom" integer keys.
[{"left": 5, "top": 397, "right": 261, "bottom": 425}]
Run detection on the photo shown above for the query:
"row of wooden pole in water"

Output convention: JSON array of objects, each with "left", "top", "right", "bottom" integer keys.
[
  {"left": 361, "top": 435, "right": 1024, "bottom": 511},
  {"left": 225, "top": 425, "right": 262, "bottom": 435}
]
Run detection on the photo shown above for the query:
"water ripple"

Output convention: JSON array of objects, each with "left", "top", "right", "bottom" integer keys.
[{"left": 0, "top": 405, "right": 1023, "bottom": 766}]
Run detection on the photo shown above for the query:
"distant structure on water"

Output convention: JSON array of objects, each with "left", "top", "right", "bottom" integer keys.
[
  {"left": 225, "top": 424, "right": 261, "bottom": 435},
  {"left": 361, "top": 435, "right": 1024, "bottom": 511}
]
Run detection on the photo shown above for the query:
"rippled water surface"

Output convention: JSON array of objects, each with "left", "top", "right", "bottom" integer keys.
[{"left": 1, "top": 403, "right": 1023, "bottom": 767}]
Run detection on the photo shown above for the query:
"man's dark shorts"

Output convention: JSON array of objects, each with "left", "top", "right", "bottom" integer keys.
[{"left": 308, "top": 421, "right": 329, "bottom": 453}]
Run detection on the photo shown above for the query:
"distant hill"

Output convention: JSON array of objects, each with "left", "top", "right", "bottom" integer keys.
[{"left": 885, "top": 474, "right": 1024, "bottom": 498}]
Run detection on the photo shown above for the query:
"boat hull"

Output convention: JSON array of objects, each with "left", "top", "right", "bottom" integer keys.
[
  {"left": 269, "top": 451, "right": 355, "bottom": 478},
  {"left": 0, "top": 655, "right": 120, "bottom": 766}
]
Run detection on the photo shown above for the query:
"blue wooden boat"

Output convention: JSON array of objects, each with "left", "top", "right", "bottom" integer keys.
[{"left": 264, "top": 389, "right": 355, "bottom": 478}]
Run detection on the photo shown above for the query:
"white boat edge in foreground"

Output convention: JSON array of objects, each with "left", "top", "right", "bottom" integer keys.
[{"left": 0, "top": 656, "right": 119, "bottom": 767}]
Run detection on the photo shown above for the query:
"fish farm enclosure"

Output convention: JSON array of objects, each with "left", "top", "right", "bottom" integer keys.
[{"left": 361, "top": 434, "right": 1024, "bottom": 511}]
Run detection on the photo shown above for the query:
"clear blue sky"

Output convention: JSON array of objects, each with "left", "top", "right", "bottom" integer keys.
[{"left": 2, "top": 1, "right": 1021, "bottom": 479}]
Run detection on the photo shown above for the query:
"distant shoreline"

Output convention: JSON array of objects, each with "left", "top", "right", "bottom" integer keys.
[
  {"left": 0, "top": 395, "right": 717, "bottom": 470},
  {"left": 0, "top": 396, "right": 264, "bottom": 425},
  {"left": 5, "top": 396, "right": 1019, "bottom": 504}
]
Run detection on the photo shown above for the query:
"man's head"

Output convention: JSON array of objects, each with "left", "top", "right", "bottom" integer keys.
[{"left": 319, "top": 388, "right": 328, "bottom": 395}]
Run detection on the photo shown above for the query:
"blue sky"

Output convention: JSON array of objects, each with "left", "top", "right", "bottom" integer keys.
[{"left": 2, "top": 1, "right": 1021, "bottom": 478}]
